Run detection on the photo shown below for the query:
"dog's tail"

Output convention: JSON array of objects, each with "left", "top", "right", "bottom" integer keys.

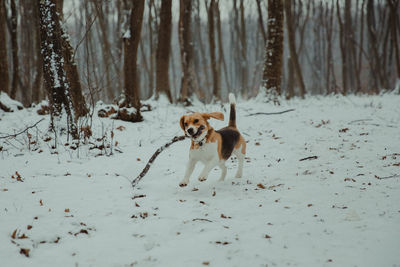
[{"left": 228, "top": 93, "right": 236, "bottom": 128}]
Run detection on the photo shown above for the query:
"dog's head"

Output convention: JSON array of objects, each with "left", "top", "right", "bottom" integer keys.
[{"left": 180, "top": 112, "right": 224, "bottom": 141}]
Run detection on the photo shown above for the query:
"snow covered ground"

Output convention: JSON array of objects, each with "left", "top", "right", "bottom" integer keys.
[{"left": 1, "top": 94, "right": 400, "bottom": 267}]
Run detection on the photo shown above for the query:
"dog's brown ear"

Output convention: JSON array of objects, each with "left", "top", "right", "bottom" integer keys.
[
  {"left": 179, "top": 115, "right": 186, "bottom": 130},
  {"left": 201, "top": 112, "right": 224, "bottom": 121}
]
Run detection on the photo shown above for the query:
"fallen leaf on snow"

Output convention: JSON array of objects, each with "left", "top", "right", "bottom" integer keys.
[{"left": 19, "top": 248, "right": 30, "bottom": 257}]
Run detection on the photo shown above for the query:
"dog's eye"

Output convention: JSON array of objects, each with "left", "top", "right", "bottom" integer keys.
[
  {"left": 193, "top": 119, "right": 199, "bottom": 124},
  {"left": 184, "top": 123, "right": 188, "bottom": 127}
]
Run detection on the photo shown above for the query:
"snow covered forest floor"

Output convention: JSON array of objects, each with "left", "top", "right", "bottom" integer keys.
[{"left": 1, "top": 94, "right": 400, "bottom": 267}]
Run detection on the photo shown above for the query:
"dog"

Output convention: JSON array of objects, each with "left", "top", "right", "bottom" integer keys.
[{"left": 178, "top": 93, "right": 246, "bottom": 187}]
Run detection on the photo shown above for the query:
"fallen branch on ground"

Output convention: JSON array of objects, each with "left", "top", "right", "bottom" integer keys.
[
  {"left": 246, "top": 109, "right": 295, "bottom": 116},
  {"left": 375, "top": 174, "right": 400, "bottom": 180},
  {"left": 131, "top": 135, "right": 187, "bottom": 188},
  {"left": 0, "top": 118, "right": 45, "bottom": 139},
  {"left": 299, "top": 156, "right": 318, "bottom": 161}
]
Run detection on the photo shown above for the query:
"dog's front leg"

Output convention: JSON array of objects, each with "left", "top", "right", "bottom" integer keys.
[
  {"left": 198, "top": 158, "right": 218, "bottom": 182},
  {"left": 179, "top": 159, "right": 197, "bottom": 187}
]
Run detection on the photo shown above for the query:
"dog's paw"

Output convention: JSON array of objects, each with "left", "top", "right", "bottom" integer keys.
[
  {"left": 179, "top": 181, "right": 188, "bottom": 187},
  {"left": 198, "top": 176, "right": 207, "bottom": 182}
]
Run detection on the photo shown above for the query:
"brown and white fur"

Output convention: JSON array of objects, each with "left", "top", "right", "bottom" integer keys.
[{"left": 179, "top": 93, "right": 246, "bottom": 187}]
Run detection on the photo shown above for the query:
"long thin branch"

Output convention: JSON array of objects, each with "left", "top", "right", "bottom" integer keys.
[
  {"left": 246, "top": 109, "right": 295, "bottom": 116},
  {"left": 131, "top": 135, "right": 187, "bottom": 188},
  {"left": 0, "top": 118, "right": 45, "bottom": 139}
]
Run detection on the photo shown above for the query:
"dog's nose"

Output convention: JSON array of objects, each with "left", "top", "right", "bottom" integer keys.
[{"left": 187, "top": 128, "right": 194, "bottom": 135}]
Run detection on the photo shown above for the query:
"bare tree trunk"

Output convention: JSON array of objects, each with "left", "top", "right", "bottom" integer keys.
[
  {"left": 122, "top": 0, "right": 144, "bottom": 122},
  {"left": 57, "top": 1, "right": 88, "bottom": 118},
  {"left": 256, "top": 0, "right": 267, "bottom": 43},
  {"left": 38, "top": 0, "right": 77, "bottom": 138},
  {"left": 155, "top": 0, "right": 173, "bottom": 103},
  {"left": 336, "top": 0, "right": 348, "bottom": 95},
  {"left": 32, "top": 2, "right": 42, "bottom": 104},
  {"left": 148, "top": 0, "right": 155, "bottom": 98},
  {"left": 262, "top": 0, "right": 284, "bottom": 104},
  {"left": 0, "top": 0, "right": 9, "bottom": 95},
  {"left": 366, "top": 0, "right": 382, "bottom": 93},
  {"left": 215, "top": 0, "right": 230, "bottom": 93},
  {"left": 9, "top": 0, "right": 19, "bottom": 99},
  {"left": 284, "top": 0, "right": 306, "bottom": 98},
  {"left": 179, "top": 0, "right": 198, "bottom": 103},
  {"left": 239, "top": 0, "right": 248, "bottom": 93},
  {"left": 388, "top": 0, "right": 400, "bottom": 78},
  {"left": 206, "top": 0, "right": 220, "bottom": 100}
]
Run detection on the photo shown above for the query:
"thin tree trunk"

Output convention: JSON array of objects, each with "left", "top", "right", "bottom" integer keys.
[
  {"left": 0, "top": 0, "right": 9, "bottom": 95},
  {"left": 179, "top": 0, "right": 198, "bottom": 102},
  {"left": 38, "top": 0, "right": 77, "bottom": 138},
  {"left": 32, "top": 1, "right": 42, "bottom": 104},
  {"left": 9, "top": 0, "right": 19, "bottom": 99},
  {"left": 57, "top": 1, "right": 88, "bottom": 118},
  {"left": 206, "top": 0, "right": 220, "bottom": 100},
  {"left": 215, "top": 0, "right": 230, "bottom": 93},
  {"left": 155, "top": 0, "right": 173, "bottom": 103},
  {"left": 262, "top": 0, "right": 284, "bottom": 104},
  {"left": 284, "top": 0, "right": 306, "bottom": 98},
  {"left": 336, "top": 0, "right": 348, "bottom": 95},
  {"left": 388, "top": 0, "right": 400, "bottom": 78},
  {"left": 123, "top": 0, "right": 144, "bottom": 121},
  {"left": 256, "top": 0, "right": 267, "bottom": 43}
]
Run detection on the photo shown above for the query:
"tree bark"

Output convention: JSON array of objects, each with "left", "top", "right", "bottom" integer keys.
[
  {"left": 9, "top": 0, "right": 19, "bottom": 99},
  {"left": 57, "top": 1, "right": 88, "bottom": 118},
  {"left": 262, "top": 0, "right": 284, "bottom": 104},
  {"left": 207, "top": 0, "right": 220, "bottom": 100},
  {"left": 256, "top": 0, "right": 267, "bottom": 43},
  {"left": 284, "top": 0, "right": 306, "bottom": 98},
  {"left": 155, "top": 0, "right": 173, "bottom": 103},
  {"left": 178, "top": 0, "right": 198, "bottom": 102},
  {"left": 0, "top": 0, "right": 9, "bottom": 94},
  {"left": 122, "top": 0, "right": 144, "bottom": 121},
  {"left": 38, "top": 0, "right": 77, "bottom": 138},
  {"left": 32, "top": 2, "right": 43, "bottom": 104}
]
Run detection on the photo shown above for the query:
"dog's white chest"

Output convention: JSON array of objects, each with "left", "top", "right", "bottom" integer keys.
[{"left": 189, "top": 142, "right": 218, "bottom": 163}]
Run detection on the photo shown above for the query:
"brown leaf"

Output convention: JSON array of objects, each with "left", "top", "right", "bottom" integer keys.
[
  {"left": 64, "top": 208, "right": 70, "bottom": 213},
  {"left": 20, "top": 248, "right": 30, "bottom": 257},
  {"left": 220, "top": 214, "right": 232, "bottom": 219},
  {"left": 257, "top": 183, "right": 266, "bottom": 189},
  {"left": 135, "top": 202, "right": 140, "bottom": 207},
  {"left": 255, "top": 142, "right": 261, "bottom": 146},
  {"left": 202, "top": 262, "right": 210, "bottom": 266},
  {"left": 339, "top": 128, "right": 349, "bottom": 133},
  {"left": 212, "top": 191, "right": 216, "bottom": 197},
  {"left": 116, "top": 126, "right": 126, "bottom": 131},
  {"left": 192, "top": 188, "right": 199, "bottom": 191},
  {"left": 18, "top": 233, "right": 28, "bottom": 239},
  {"left": 307, "top": 204, "right": 313, "bottom": 207},
  {"left": 11, "top": 229, "right": 17, "bottom": 239},
  {"left": 264, "top": 234, "right": 271, "bottom": 239},
  {"left": 39, "top": 199, "right": 43, "bottom": 206},
  {"left": 27, "top": 225, "right": 32, "bottom": 230}
]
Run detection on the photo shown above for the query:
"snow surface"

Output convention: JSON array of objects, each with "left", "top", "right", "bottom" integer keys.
[{"left": 1, "top": 94, "right": 400, "bottom": 266}]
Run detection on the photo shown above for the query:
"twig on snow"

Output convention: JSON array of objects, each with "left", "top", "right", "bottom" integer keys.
[
  {"left": 299, "top": 156, "right": 318, "bottom": 161},
  {"left": 131, "top": 135, "right": 187, "bottom": 188},
  {"left": 375, "top": 174, "right": 400, "bottom": 180},
  {"left": 0, "top": 118, "right": 45, "bottom": 139},
  {"left": 192, "top": 218, "right": 213, "bottom": 222},
  {"left": 245, "top": 109, "right": 295, "bottom": 116}
]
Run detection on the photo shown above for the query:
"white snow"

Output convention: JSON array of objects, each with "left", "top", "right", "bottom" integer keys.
[{"left": 1, "top": 94, "right": 400, "bottom": 266}]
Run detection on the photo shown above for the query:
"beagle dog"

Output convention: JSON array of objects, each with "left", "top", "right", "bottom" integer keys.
[{"left": 179, "top": 93, "right": 246, "bottom": 187}]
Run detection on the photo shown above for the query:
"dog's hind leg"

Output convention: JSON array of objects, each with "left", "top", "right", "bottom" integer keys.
[
  {"left": 233, "top": 149, "right": 244, "bottom": 178},
  {"left": 218, "top": 161, "right": 227, "bottom": 181}
]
